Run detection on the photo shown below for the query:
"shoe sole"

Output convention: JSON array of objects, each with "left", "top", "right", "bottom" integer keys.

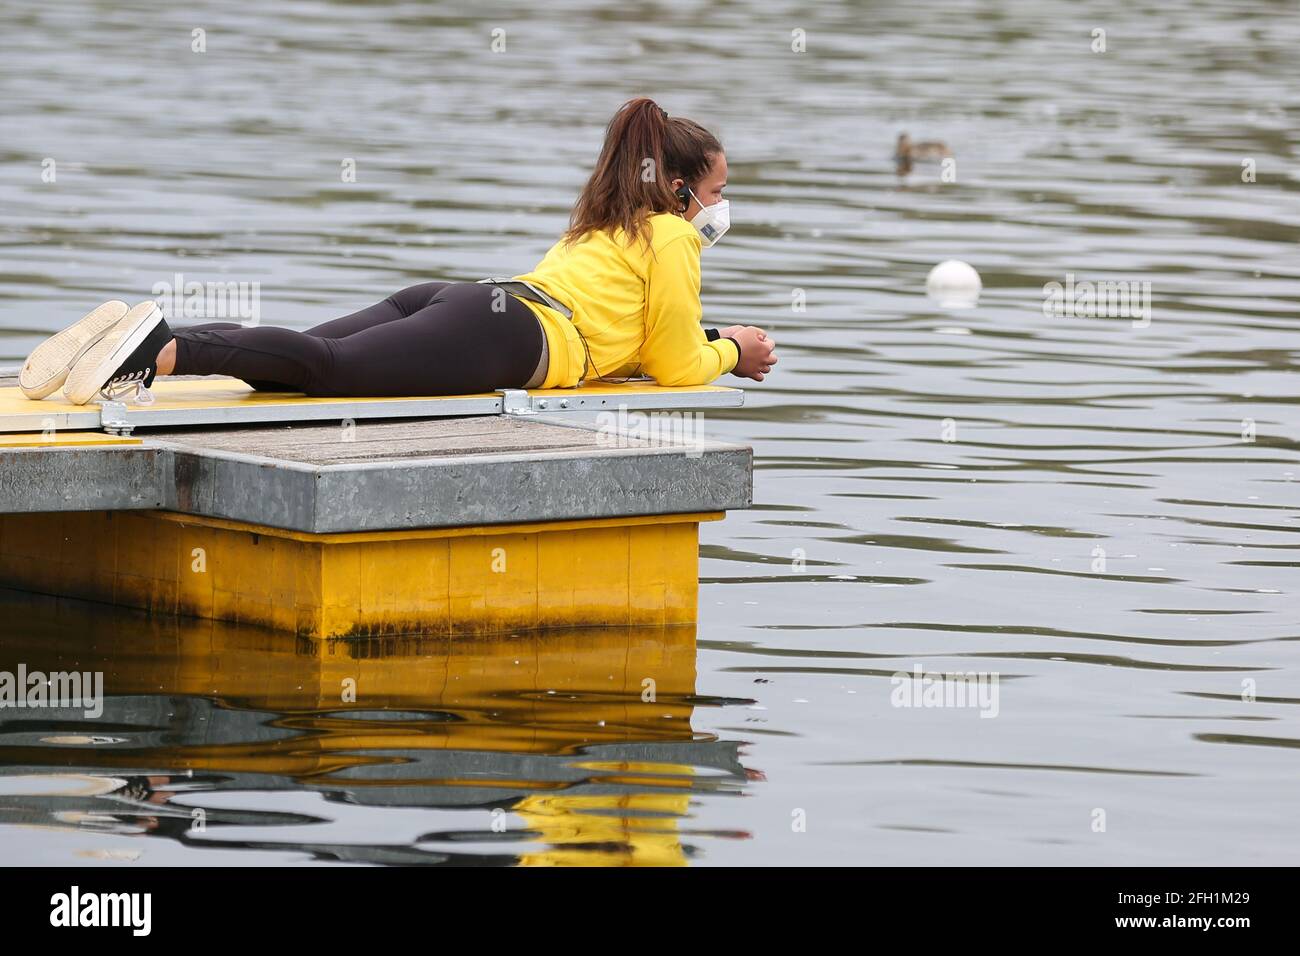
[
  {"left": 19, "top": 300, "right": 131, "bottom": 400},
  {"left": 63, "top": 301, "right": 165, "bottom": 406}
]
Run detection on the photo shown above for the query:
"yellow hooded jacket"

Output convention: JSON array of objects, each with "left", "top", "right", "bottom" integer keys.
[{"left": 510, "top": 212, "right": 740, "bottom": 388}]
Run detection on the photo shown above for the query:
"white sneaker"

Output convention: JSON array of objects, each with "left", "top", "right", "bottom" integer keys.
[
  {"left": 63, "top": 301, "right": 171, "bottom": 406},
  {"left": 18, "top": 300, "right": 130, "bottom": 400}
]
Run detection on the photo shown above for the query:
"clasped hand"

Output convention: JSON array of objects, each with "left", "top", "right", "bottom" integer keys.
[{"left": 719, "top": 325, "right": 778, "bottom": 381}]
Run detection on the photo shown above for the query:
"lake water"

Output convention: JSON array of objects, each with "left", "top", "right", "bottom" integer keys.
[{"left": 1, "top": 0, "right": 1297, "bottom": 865}]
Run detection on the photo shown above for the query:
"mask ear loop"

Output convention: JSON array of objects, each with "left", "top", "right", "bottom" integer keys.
[{"left": 674, "top": 183, "right": 692, "bottom": 214}]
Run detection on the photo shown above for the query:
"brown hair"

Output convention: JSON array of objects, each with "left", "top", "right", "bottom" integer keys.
[{"left": 563, "top": 97, "right": 722, "bottom": 247}]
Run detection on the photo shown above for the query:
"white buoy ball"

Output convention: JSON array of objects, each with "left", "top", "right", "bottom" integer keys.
[{"left": 925, "top": 259, "right": 982, "bottom": 308}]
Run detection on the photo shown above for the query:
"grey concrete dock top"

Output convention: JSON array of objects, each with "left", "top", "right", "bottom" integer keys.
[
  {"left": 0, "top": 368, "right": 752, "bottom": 532},
  {"left": 1, "top": 414, "right": 752, "bottom": 534},
  {"left": 155, "top": 415, "right": 664, "bottom": 466}
]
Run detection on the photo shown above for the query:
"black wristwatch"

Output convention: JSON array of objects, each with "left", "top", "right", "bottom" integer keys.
[{"left": 706, "top": 327, "right": 743, "bottom": 371}]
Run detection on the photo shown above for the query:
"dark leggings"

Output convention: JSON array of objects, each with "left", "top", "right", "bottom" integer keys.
[{"left": 170, "top": 281, "right": 545, "bottom": 397}]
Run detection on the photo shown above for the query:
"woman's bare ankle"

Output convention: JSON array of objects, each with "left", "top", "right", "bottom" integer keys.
[{"left": 156, "top": 339, "right": 177, "bottom": 376}]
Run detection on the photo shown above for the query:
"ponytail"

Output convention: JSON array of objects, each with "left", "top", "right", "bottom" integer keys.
[{"left": 564, "top": 97, "right": 721, "bottom": 247}]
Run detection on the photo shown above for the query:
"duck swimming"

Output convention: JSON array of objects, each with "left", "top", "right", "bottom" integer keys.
[{"left": 895, "top": 133, "right": 952, "bottom": 175}]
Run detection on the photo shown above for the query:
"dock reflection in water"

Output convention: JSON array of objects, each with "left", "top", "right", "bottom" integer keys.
[{"left": 0, "top": 589, "right": 755, "bottom": 866}]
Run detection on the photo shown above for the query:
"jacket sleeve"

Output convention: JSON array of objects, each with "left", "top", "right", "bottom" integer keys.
[{"left": 640, "top": 233, "right": 741, "bottom": 386}]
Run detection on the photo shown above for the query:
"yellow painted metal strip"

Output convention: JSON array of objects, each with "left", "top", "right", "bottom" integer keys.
[
  {"left": 0, "top": 432, "right": 141, "bottom": 447},
  {"left": 0, "top": 378, "right": 497, "bottom": 418}
]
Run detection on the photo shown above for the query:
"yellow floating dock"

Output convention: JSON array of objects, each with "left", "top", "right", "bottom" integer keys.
[
  {"left": 0, "top": 372, "right": 751, "bottom": 638},
  {"left": 0, "top": 509, "right": 716, "bottom": 637}
]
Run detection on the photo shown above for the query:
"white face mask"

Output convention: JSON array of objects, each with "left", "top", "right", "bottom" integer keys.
[{"left": 687, "top": 187, "right": 730, "bottom": 247}]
